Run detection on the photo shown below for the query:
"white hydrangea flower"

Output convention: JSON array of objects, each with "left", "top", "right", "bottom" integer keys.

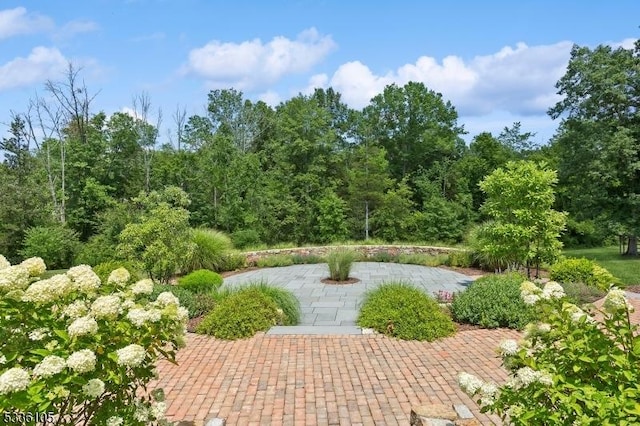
[
  {"left": 515, "top": 367, "right": 539, "bottom": 387},
  {"left": 499, "top": 339, "right": 519, "bottom": 356},
  {"left": 176, "top": 306, "right": 189, "bottom": 323},
  {"left": 107, "top": 268, "right": 130, "bottom": 286},
  {"left": 520, "top": 281, "right": 540, "bottom": 297},
  {"left": 20, "top": 257, "right": 46, "bottom": 277},
  {"left": 155, "top": 291, "right": 179, "bottom": 307},
  {"left": 106, "top": 417, "right": 124, "bottom": 426},
  {"left": 0, "top": 254, "right": 10, "bottom": 270},
  {"left": 523, "top": 294, "right": 541, "bottom": 305},
  {"left": 150, "top": 401, "right": 167, "bottom": 419},
  {"left": 126, "top": 308, "right": 149, "bottom": 327},
  {"left": 0, "top": 265, "right": 31, "bottom": 291},
  {"left": 564, "top": 304, "right": 595, "bottom": 324},
  {"left": 537, "top": 371, "right": 553, "bottom": 386},
  {"left": 91, "top": 295, "right": 121, "bottom": 319},
  {"left": 0, "top": 367, "right": 30, "bottom": 395},
  {"left": 121, "top": 299, "right": 136, "bottom": 310},
  {"left": 0, "top": 354, "right": 6, "bottom": 364},
  {"left": 480, "top": 381, "right": 498, "bottom": 397},
  {"left": 506, "top": 405, "right": 524, "bottom": 418},
  {"left": 116, "top": 344, "right": 146, "bottom": 367},
  {"left": 603, "top": 287, "right": 633, "bottom": 313},
  {"left": 457, "top": 372, "right": 484, "bottom": 395},
  {"left": 62, "top": 300, "right": 89, "bottom": 319},
  {"left": 33, "top": 355, "right": 66, "bottom": 378},
  {"left": 147, "top": 308, "right": 162, "bottom": 322},
  {"left": 23, "top": 274, "right": 72, "bottom": 303},
  {"left": 134, "top": 403, "right": 150, "bottom": 422},
  {"left": 66, "top": 349, "right": 96, "bottom": 373},
  {"left": 131, "top": 279, "right": 154, "bottom": 295},
  {"left": 541, "top": 281, "right": 565, "bottom": 300},
  {"left": 538, "top": 323, "right": 551, "bottom": 333},
  {"left": 82, "top": 378, "right": 105, "bottom": 398},
  {"left": 67, "top": 265, "right": 101, "bottom": 293},
  {"left": 68, "top": 316, "right": 98, "bottom": 338},
  {"left": 28, "top": 328, "right": 48, "bottom": 341}
]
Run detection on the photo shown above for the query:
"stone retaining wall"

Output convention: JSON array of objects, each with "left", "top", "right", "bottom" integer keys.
[{"left": 243, "top": 245, "right": 462, "bottom": 265}]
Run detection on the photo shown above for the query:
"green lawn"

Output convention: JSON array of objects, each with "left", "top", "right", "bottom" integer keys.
[{"left": 562, "top": 246, "right": 640, "bottom": 286}]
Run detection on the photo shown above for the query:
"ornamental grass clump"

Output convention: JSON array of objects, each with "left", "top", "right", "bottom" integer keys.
[
  {"left": 326, "top": 249, "right": 356, "bottom": 281},
  {"left": 0, "top": 254, "right": 186, "bottom": 425},
  {"left": 458, "top": 280, "right": 640, "bottom": 425}
]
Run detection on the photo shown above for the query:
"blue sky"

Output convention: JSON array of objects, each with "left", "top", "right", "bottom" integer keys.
[{"left": 1, "top": 0, "right": 639, "bottom": 145}]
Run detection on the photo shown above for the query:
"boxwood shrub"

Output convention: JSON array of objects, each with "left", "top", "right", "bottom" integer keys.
[
  {"left": 357, "top": 282, "right": 456, "bottom": 341},
  {"left": 450, "top": 273, "right": 535, "bottom": 329},
  {"left": 550, "top": 257, "right": 621, "bottom": 290},
  {"left": 178, "top": 269, "right": 223, "bottom": 293},
  {"left": 196, "top": 288, "right": 283, "bottom": 339}
]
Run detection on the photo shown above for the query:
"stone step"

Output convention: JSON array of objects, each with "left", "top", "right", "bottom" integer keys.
[{"left": 267, "top": 325, "right": 364, "bottom": 335}]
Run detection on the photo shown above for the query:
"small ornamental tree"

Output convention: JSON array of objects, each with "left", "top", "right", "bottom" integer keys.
[
  {"left": 459, "top": 281, "right": 639, "bottom": 425},
  {"left": 476, "top": 161, "right": 567, "bottom": 277},
  {"left": 0, "top": 254, "right": 187, "bottom": 425}
]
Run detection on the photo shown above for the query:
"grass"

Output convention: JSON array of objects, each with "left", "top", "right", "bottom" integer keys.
[{"left": 562, "top": 246, "right": 640, "bottom": 286}]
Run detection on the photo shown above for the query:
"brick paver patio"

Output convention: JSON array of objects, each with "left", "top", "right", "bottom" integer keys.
[{"left": 155, "top": 329, "right": 521, "bottom": 425}]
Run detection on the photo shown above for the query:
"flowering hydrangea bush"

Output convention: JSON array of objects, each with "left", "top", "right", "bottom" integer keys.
[
  {"left": 0, "top": 254, "right": 187, "bottom": 425},
  {"left": 458, "top": 280, "right": 640, "bottom": 425}
]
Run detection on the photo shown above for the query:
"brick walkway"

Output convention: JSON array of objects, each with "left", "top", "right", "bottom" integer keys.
[{"left": 155, "top": 329, "right": 520, "bottom": 425}]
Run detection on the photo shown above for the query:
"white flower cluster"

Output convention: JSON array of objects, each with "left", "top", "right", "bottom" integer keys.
[
  {"left": 82, "top": 378, "right": 105, "bottom": 398},
  {"left": 66, "top": 349, "right": 97, "bottom": 373},
  {"left": 458, "top": 372, "right": 499, "bottom": 406},
  {"left": 106, "top": 417, "right": 124, "bottom": 426},
  {"left": 131, "top": 279, "right": 154, "bottom": 295},
  {"left": 499, "top": 339, "right": 519, "bottom": 357},
  {"left": 603, "top": 287, "right": 634, "bottom": 314},
  {"left": 33, "top": 355, "right": 66, "bottom": 378},
  {"left": 116, "top": 344, "right": 146, "bottom": 367},
  {"left": 134, "top": 402, "right": 150, "bottom": 422},
  {"left": 563, "top": 303, "right": 595, "bottom": 324},
  {"left": 0, "top": 367, "right": 30, "bottom": 395},
  {"left": 126, "top": 308, "right": 161, "bottom": 327},
  {"left": 91, "top": 295, "right": 121, "bottom": 319},
  {"left": 523, "top": 322, "right": 552, "bottom": 339},
  {"left": 20, "top": 257, "right": 46, "bottom": 277},
  {"left": 23, "top": 274, "right": 72, "bottom": 304},
  {"left": 0, "top": 254, "right": 10, "bottom": 270},
  {"left": 155, "top": 291, "right": 180, "bottom": 307},
  {"left": 107, "top": 267, "right": 130, "bottom": 286},
  {"left": 0, "top": 264, "right": 30, "bottom": 291},
  {"left": 66, "top": 265, "right": 101, "bottom": 294},
  {"left": 151, "top": 401, "right": 167, "bottom": 419},
  {"left": 520, "top": 281, "right": 565, "bottom": 305},
  {"left": 28, "top": 328, "right": 49, "bottom": 341},
  {"left": 62, "top": 300, "right": 89, "bottom": 319},
  {"left": 507, "top": 367, "right": 553, "bottom": 389},
  {"left": 68, "top": 316, "right": 99, "bottom": 338}
]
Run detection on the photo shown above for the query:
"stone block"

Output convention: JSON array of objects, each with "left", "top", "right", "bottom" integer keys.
[{"left": 412, "top": 404, "right": 457, "bottom": 421}]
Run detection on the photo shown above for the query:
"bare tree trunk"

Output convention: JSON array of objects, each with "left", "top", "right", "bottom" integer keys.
[
  {"left": 625, "top": 235, "right": 638, "bottom": 256},
  {"left": 365, "top": 200, "right": 369, "bottom": 240},
  {"left": 132, "top": 92, "right": 162, "bottom": 193}
]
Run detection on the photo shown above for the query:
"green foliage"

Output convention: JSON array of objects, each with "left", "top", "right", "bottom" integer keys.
[
  {"left": 219, "top": 251, "right": 247, "bottom": 271},
  {"left": 550, "top": 257, "right": 620, "bottom": 290},
  {"left": 561, "top": 218, "right": 605, "bottom": 248},
  {"left": 314, "top": 189, "right": 350, "bottom": 243},
  {"left": 92, "top": 260, "right": 142, "bottom": 284},
  {"left": 150, "top": 284, "right": 216, "bottom": 318},
  {"left": 230, "top": 229, "right": 262, "bottom": 249},
  {"left": 178, "top": 269, "right": 223, "bottom": 293},
  {"left": 75, "top": 234, "right": 118, "bottom": 266},
  {"left": 326, "top": 249, "right": 356, "bottom": 280},
  {"left": 256, "top": 255, "right": 294, "bottom": 268},
  {"left": 367, "top": 251, "right": 400, "bottom": 263},
  {"left": 475, "top": 161, "right": 567, "bottom": 275},
  {"left": 357, "top": 282, "right": 456, "bottom": 341},
  {"left": 117, "top": 188, "right": 195, "bottom": 283},
  {"left": 239, "top": 281, "right": 300, "bottom": 325},
  {"left": 451, "top": 273, "right": 535, "bottom": 329},
  {"left": 560, "top": 281, "right": 605, "bottom": 305},
  {"left": 446, "top": 250, "right": 473, "bottom": 268},
  {"left": 184, "top": 228, "right": 233, "bottom": 273},
  {"left": 371, "top": 181, "right": 416, "bottom": 242},
  {"left": 196, "top": 288, "right": 283, "bottom": 339},
  {"left": 461, "top": 285, "right": 640, "bottom": 425},
  {"left": 291, "top": 254, "right": 325, "bottom": 264},
  {"left": 563, "top": 246, "right": 640, "bottom": 286},
  {"left": 19, "top": 225, "right": 80, "bottom": 269}
]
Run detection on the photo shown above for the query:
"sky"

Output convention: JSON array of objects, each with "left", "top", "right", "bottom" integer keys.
[{"left": 1, "top": 0, "right": 639, "bottom": 146}]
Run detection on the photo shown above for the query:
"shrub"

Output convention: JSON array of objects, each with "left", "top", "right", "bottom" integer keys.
[
  {"left": 196, "top": 288, "right": 283, "bottom": 339},
  {"left": 93, "top": 260, "right": 142, "bottom": 284},
  {"left": 219, "top": 251, "right": 247, "bottom": 271},
  {"left": 291, "top": 254, "right": 325, "bottom": 264},
  {"left": 177, "top": 269, "right": 223, "bottom": 293},
  {"left": 230, "top": 229, "right": 262, "bottom": 249},
  {"left": 327, "top": 249, "right": 356, "bottom": 281},
  {"left": 242, "top": 281, "right": 300, "bottom": 325},
  {"left": 0, "top": 256, "right": 185, "bottom": 424},
  {"left": 550, "top": 257, "right": 620, "bottom": 290},
  {"left": 459, "top": 283, "right": 639, "bottom": 425},
  {"left": 367, "top": 251, "right": 399, "bottom": 263},
  {"left": 424, "top": 254, "right": 449, "bottom": 267},
  {"left": 184, "top": 228, "right": 233, "bottom": 273},
  {"left": 450, "top": 273, "right": 535, "bottom": 329},
  {"left": 357, "top": 282, "right": 456, "bottom": 341},
  {"left": 150, "top": 284, "right": 216, "bottom": 318},
  {"left": 398, "top": 253, "right": 430, "bottom": 265},
  {"left": 560, "top": 281, "right": 606, "bottom": 305},
  {"left": 446, "top": 250, "right": 473, "bottom": 268},
  {"left": 75, "top": 234, "right": 117, "bottom": 266},
  {"left": 256, "top": 255, "right": 294, "bottom": 268},
  {"left": 19, "top": 225, "right": 80, "bottom": 269}
]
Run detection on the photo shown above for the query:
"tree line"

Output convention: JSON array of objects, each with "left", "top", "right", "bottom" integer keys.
[{"left": 2, "top": 39, "right": 639, "bottom": 264}]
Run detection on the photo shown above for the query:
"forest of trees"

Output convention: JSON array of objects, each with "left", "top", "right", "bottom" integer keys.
[{"left": 2, "top": 39, "right": 640, "bottom": 265}]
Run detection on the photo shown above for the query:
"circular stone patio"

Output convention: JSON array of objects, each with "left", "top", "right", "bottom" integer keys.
[{"left": 221, "top": 262, "right": 475, "bottom": 333}]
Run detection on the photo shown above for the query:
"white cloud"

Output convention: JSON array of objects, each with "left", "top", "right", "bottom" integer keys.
[
  {"left": 183, "top": 27, "right": 336, "bottom": 90},
  {"left": 0, "top": 7, "right": 54, "bottom": 39},
  {"left": 258, "top": 90, "right": 281, "bottom": 106},
  {"left": 325, "top": 41, "right": 573, "bottom": 116},
  {"left": 0, "top": 47, "right": 68, "bottom": 91},
  {"left": 55, "top": 19, "right": 99, "bottom": 39}
]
